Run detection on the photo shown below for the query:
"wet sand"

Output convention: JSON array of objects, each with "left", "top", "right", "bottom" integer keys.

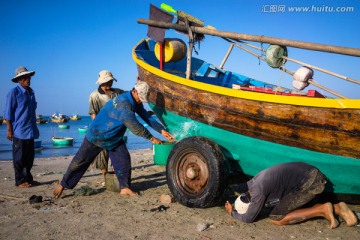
[{"left": 0, "top": 148, "right": 359, "bottom": 240}]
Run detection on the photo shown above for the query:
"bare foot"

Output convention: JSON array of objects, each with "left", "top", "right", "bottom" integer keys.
[
  {"left": 53, "top": 185, "right": 64, "bottom": 198},
  {"left": 323, "top": 202, "right": 339, "bottom": 229},
  {"left": 336, "top": 202, "right": 358, "bottom": 227},
  {"left": 225, "top": 201, "right": 233, "bottom": 215},
  {"left": 16, "top": 182, "right": 32, "bottom": 188},
  {"left": 120, "top": 188, "right": 138, "bottom": 197}
]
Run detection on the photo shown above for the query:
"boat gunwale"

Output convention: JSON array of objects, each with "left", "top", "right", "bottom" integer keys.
[{"left": 132, "top": 39, "right": 360, "bottom": 109}]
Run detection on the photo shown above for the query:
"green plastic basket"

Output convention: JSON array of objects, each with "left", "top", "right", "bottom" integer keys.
[{"left": 153, "top": 142, "right": 175, "bottom": 165}]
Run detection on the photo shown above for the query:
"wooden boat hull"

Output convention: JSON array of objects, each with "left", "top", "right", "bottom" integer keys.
[
  {"left": 52, "top": 137, "right": 74, "bottom": 146},
  {"left": 133, "top": 39, "right": 360, "bottom": 198}
]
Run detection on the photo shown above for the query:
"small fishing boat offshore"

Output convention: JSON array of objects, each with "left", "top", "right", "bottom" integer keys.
[
  {"left": 78, "top": 126, "right": 88, "bottom": 134},
  {"left": 58, "top": 124, "right": 70, "bottom": 129},
  {"left": 70, "top": 114, "right": 82, "bottom": 121},
  {"left": 50, "top": 113, "right": 70, "bottom": 123},
  {"left": 133, "top": 4, "right": 360, "bottom": 207},
  {"left": 52, "top": 137, "right": 74, "bottom": 146}
]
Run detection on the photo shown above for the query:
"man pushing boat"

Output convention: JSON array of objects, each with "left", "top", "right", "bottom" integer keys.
[{"left": 53, "top": 81, "right": 174, "bottom": 198}]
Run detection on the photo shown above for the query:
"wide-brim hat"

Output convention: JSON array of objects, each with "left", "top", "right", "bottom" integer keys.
[
  {"left": 12, "top": 66, "right": 35, "bottom": 83},
  {"left": 96, "top": 70, "right": 117, "bottom": 85},
  {"left": 135, "top": 81, "right": 149, "bottom": 103}
]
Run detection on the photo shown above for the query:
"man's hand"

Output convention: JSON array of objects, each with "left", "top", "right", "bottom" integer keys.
[
  {"left": 161, "top": 130, "right": 175, "bottom": 142},
  {"left": 7, "top": 131, "right": 13, "bottom": 141},
  {"left": 6, "top": 121, "right": 14, "bottom": 141},
  {"left": 150, "top": 136, "right": 162, "bottom": 144},
  {"left": 225, "top": 201, "right": 233, "bottom": 215}
]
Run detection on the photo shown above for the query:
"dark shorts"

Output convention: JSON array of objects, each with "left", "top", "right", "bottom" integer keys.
[{"left": 269, "top": 168, "right": 327, "bottom": 221}]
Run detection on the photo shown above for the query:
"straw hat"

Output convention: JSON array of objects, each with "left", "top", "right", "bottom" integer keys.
[
  {"left": 135, "top": 81, "right": 149, "bottom": 103},
  {"left": 12, "top": 66, "right": 35, "bottom": 83},
  {"left": 96, "top": 70, "right": 117, "bottom": 85}
]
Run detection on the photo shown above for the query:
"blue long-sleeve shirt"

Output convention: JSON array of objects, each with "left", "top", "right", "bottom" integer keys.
[
  {"left": 232, "top": 162, "right": 316, "bottom": 223},
  {"left": 4, "top": 85, "right": 39, "bottom": 139},
  {"left": 86, "top": 91, "right": 165, "bottom": 150}
]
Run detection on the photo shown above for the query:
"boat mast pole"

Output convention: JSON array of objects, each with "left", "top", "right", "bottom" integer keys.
[
  {"left": 219, "top": 42, "right": 234, "bottom": 69},
  {"left": 137, "top": 18, "right": 360, "bottom": 57},
  {"left": 185, "top": 19, "right": 193, "bottom": 80}
]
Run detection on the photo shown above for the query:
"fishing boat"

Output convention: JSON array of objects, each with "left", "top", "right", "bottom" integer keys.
[
  {"left": 58, "top": 124, "right": 70, "bottom": 129},
  {"left": 50, "top": 113, "right": 70, "bottom": 123},
  {"left": 36, "top": 115, "right": 48, "bottom": 124},
  {"left": 78, "top": 126, "right": 88, "bottom": 133},
  {"left": 132, "top": 5, "right": 360, "bottom": 207},
  {"left": 70, "top": 114, "right": 81, "bottom": 121},
  {"left": 52, "top": 137, "right": 74, "bottom": 146}
]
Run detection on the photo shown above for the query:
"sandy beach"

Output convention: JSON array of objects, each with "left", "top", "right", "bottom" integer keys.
[{"left": 1, "top": 148, "right": 359, "bottom": 240}]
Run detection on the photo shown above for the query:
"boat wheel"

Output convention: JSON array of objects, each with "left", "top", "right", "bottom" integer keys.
[{"left": 166, "top": 136, "right": 229, "bottom": 208}]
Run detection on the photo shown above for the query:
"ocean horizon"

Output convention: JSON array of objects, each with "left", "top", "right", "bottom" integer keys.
[{"left": 0, "top": 115, "right": 162, "bottom": 161}]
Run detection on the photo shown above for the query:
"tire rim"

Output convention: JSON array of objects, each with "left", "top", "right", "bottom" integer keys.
[{"left": 175, "top": 150, "right": 209, "bottom": 197}]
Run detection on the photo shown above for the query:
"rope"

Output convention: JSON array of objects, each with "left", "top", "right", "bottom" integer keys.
[{"left": 223, "top": 38, "right": 354, "bottom": 98}]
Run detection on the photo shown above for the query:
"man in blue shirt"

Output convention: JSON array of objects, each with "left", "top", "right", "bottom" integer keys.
[
  {"left": 225, "top": 162, "right": 358, "bottom": 229},
  {"left": 53, "top": 81, "right": 174, "bottom": 198},
  {"left": 4, "top": 66, "right": 40, "bottom": 188}
]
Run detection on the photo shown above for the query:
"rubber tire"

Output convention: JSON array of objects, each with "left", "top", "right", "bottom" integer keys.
[{"left": 166, "top": 136, "right": 229, "bottom": 208}]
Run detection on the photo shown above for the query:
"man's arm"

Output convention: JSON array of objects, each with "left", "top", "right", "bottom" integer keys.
[
  {"left": 6, "top": 120, "right": 14, "bottom": 141},
  {"left": 136, "top": 104, "right": 174, "bottom": 142}
]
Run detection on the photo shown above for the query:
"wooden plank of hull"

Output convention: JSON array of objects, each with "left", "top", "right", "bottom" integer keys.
[{"left": 137, "top": 67, "right": 360, "bottom": 159}]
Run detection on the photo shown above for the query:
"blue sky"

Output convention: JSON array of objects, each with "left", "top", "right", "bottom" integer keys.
[{"left": 1, "top": 0, "right": 359, "bottom": 116}]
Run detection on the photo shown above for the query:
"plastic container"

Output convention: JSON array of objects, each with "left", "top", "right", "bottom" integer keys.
[
  {"left": 155, "top": 38, "right": 187, "bottom": 63},
  {"left": 153, "top": 142, "right": 175, "bottom": 166}
]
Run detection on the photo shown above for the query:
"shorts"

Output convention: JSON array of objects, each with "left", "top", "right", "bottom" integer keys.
[{"left": 269, "top": 168, "right": 327, "bottom": 221}]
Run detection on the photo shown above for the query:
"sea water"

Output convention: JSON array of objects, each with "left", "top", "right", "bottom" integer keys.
[{"left": 0, "top": 116, "right": 162, "bottom": 161}]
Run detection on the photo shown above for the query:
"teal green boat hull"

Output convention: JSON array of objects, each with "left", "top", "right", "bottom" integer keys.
[{"left": 150, "top": 104, "right": 360, "bottom": 196}]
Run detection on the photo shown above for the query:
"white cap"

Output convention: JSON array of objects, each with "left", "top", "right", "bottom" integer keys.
[
  {"left": 135, "top": 81, "right": 149, "bottom": 103},
  {"left": 234, "top": 193, "right": 251, "bottom": 214}
]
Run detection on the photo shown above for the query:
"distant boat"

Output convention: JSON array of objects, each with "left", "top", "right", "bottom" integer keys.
[
  {"left": 52, "top": 137, "right": 74, "bottom": 146},
  {"left": 58, "top": 124, "right": 70, "bottom": 129},
  {"left": 36, "top": 115, "right": 48, "bottom": 124},
  {"left": 50, "top": 113, "right": 70, "bottom": 123},
  {"left": 70, "top": 114, "right": 81, "bottom": 121},
  {"left": 78, "top": 126, "right": 88, "bottom": 134}
]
